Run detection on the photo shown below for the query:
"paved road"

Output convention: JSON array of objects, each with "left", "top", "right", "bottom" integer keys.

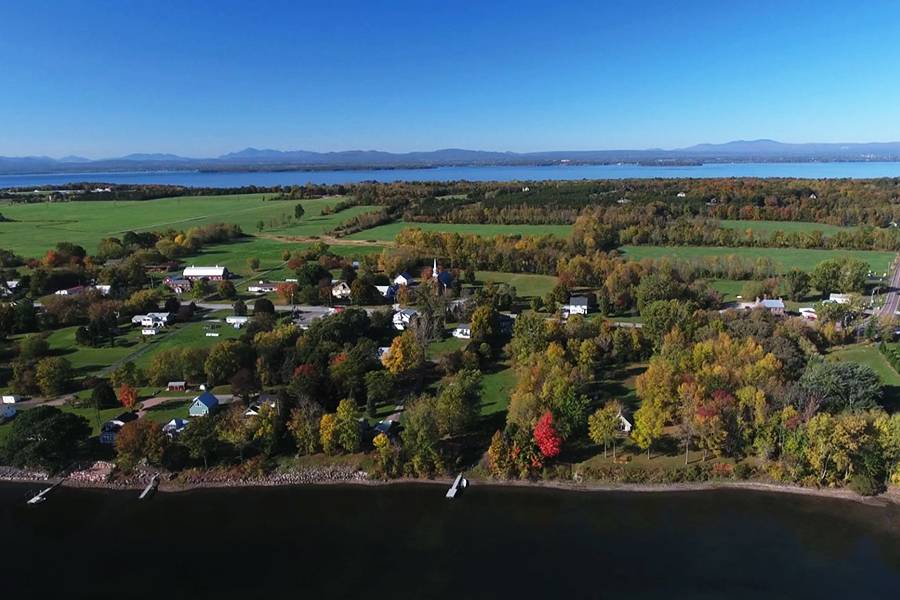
[{"left": 879, "top": 254, "right": 900, "bottom": 319}]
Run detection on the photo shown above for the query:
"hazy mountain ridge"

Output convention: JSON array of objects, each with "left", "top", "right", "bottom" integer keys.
[{"left": 4, "top": 139, "right": 900, "bottom": 174}]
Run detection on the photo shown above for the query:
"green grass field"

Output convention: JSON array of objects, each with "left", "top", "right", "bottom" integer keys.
[
  {"left": 0, "top": 194, "right": 375, "bottom": 258},
  {"left": 475, "top": 270, "right": 557, "bottom": 298},
  {"left": 132, "top": 313, "right": 242, "bottom": 370},
  {"left": 621, "top": 245, "right": 895, "bottom": 273},
  {"left": 829, "top": 343, "right": 900, "bottom": 410},
  {"left": 720, "top": 219, "right": 851, "bottom": 235},
  {"left": 345, "top": 221, "right": 573, "bottom": 242},
  {"left": 479, "top": 363, "right": 515, "bottom": 416}
]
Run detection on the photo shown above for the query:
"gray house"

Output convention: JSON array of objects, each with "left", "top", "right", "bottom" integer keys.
[{"left": 189, "top": 391, "right": 220, "bottom": 417}]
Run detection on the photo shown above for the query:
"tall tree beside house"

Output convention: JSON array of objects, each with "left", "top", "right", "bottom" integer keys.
[
  {"left": 400, "top": 396, "right": 443, "bottom": 477},
  {"left": 115, "top": 420, "right": 167, "bottom": 471},
  {"left": 180, "top": 414, "right": 219, "bottom": 469},
  {"left": 334, "top": 398, "right": 361, "bottom": 453},
  {"left": 0, "top": 406, "right": 90, "bottom": 472},
  {"left": 218, "top": 279, "right": 237, "bottom": 300},
  {"left": 588, "top": 401, "right": 622, "bottom": 459},
  {"left": 287, "top": 398, "right": 323, "bottom": 455},
  {"left": 381, "top": 330, "right": 426, "bottom": 378},
  {"left": 35, "top": 356, "right": 72, "bottom": 397}
]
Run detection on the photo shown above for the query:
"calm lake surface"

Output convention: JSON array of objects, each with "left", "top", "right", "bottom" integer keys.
[
  {"left": 1, "top": 482, "right": 898, "bottom": 598},
  {"left": 5, "top": 162, "right": 900, "bottom": 187}
]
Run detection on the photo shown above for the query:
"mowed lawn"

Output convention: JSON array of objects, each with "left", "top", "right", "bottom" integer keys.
[
  {"left": 0, "top": 194, "right": 374, "bottom": 258},
  {"left": 345, "top": 221, "right": 572, "bottom": 242},
  {"left": 621, "top": 245, "right": 895, "bottom": 273},
  {"left": 720, "top": 219, "right": 851, "bottom": 235},
  {"left": 475, "top": 271, "right": 557, "bottom": 298},
  {"left": 132, "top": 313, "right": 242, "bottom": 370}
]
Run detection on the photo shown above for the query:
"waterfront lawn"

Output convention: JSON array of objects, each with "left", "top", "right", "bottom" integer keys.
[
  {"left": 427, "top": 335, "right": 466, "bottom": 360},
  {"left": 42, "top": 326, "right": 145, "bottom": 378},
  {"left": 620, "top": 245, "right": 894, "bottom": 273},
  {"left": 479, "top": 362, "right": 515, "bottom": 417},
  {"left": 345, "top": 221, "right": 572, "bottom": 242}
]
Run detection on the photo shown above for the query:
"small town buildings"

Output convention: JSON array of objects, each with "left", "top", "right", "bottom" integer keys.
[
  {"left": 799, "top": 307, "right": 818, "bottom": 321},
  {"left": 563, "top": 294, "right": 595, "bottom": 316},
  {"left": 99, "top": 412, "right": 139, "bottom": 445},
  {"left": 189, "top": 391, "right": 220, "bottom": 417},
  {"left": 332, "top": 280, "right": 352, "bottom": 299},
  {"left": 142, "top": 328, "right": 159, "bottom": 336},
  {"left": 226, "top": 315, "right": 250, "bottom": 328},
  {"left": 393, "top": 272, "right": 414, "bottom": 287},
  {"left": 828, "top": 293, "right": 852, "bottom": 305},
  {"left": 54, "top": 285, "right": 86, "bottom": 296},
  {"left": 167, "top": 381, "right": 187, "bottom": 392},
  {"left": 248, "top": 281, "right": 278, "bottom": 294},
  {"left": 92, "top": 284, "right": 112, "bottom": 296},
  {"left": 162, "top": 418, "right": 188, "bottom": 438},
  {"left": 164, "top": 276, "right": 192, "bottom": 294},
  {"left": 618, "top": 412, "right": 633, "bottom": 433},
  {"left": 133, "top": 312, "right": 173, "bottom": 328},
  {"left": 452, "top": 324, "right": 472, "bottom": 339},
  {"left": 183, "top": 265, "right": 229, "bottom": 280},
  {"left": 244, "top": 396, "right": 277, "bottom": 417},
  {"left": 739, "top": 297, "right": 786, "bottom": 315},
  {"left": 376, "top": 284, "right": 399, "bottom": 300},
  {"left": 392, "top": 308, "right": 419, "bottom": 330},
  {"left": 2, "top": 394, "right": 22, "bottom": 404}
]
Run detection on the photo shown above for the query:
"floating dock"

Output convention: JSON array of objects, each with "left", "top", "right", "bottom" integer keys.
[
  {"left": 26, "top": 479, "right": 65, "bottom": 505},
  {"left": 446, "top": 473, "right": 468, "bottom": 499},
  {"left": 139, "top": 474, "right": 160, "bottom": 500}
]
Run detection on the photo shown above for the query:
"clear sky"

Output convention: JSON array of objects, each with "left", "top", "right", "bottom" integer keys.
[{"left": 3, "top": 0, "right": 900, "bottom": 157}]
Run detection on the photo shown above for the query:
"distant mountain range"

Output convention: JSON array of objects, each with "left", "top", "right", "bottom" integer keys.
[{"left": 4, "top": 139, "right": 900, "bottom": 175}]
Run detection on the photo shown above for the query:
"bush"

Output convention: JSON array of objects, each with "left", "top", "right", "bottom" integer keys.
[
  {"left": 848, "top": 473, "right": 884, "bottom": 497},
  {"left": 734, "top": 462, "right": 754, "bottom": 480}
]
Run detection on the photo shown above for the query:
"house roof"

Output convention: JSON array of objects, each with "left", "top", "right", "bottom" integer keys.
[
  {"left": 192, "top": 390, "right": 219, "bottom": 409},
  {"left": 761, "top": 299, "right": 785, "bottom": 309},
  {"left": 437, "top": 271, "right": 454, "bottom": 285},
  {"left": 396, "top": 272, "right": 413, "bottom": 281},
  {"left": 183, "top": 265, "right": 227, "bottom": 278},
  {"left": 568, "top": 296, "right": 590, "bottom": 306}
]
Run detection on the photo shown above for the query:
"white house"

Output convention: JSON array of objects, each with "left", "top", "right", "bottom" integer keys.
[
  {"left": 828, "top": 293, "right": 852, "bottom": 305},
  {"left": 54, "top": 285, "right": 86, "bottom": 296},
  {"left": 392, "top": 308, "right": 419, "bottom": 330},
  {"left": 92, "top": 284, "right": 112, "bottom": 296},
  {"left": 167, "top": 381, "right": 187, "bottom": 392},
  {"left": 142, "top": 328, "right": 159, "bottom": 336},
  {"left": 618, "top": 412, "right": 633, "bottom": 433},
  {"left": 226, "top": 315, "right": 250, "bottom": 328},
  {"left": 740, "top": 297, "right": 785, "bottom": 315},
  {"left": 676, "top": 192, "right": 687, "bottom": 198},
  {"left": 248, "top": 281, "right": 278, "bottom": 294},
  {"left": 452, "top": 324, "right": 472, "bottom": 339},
  {"left": 563, "top": 295, "right": 593, "bottom": 316},
  {"left": 332, "top": 280, "right": 352, "bottom": 300},
  {"left": 799, "top": 307, "right": 818, "bottom": 321},
  {"left": 183, "top": 265, "right": 228, "bottom": 280},
  {"left": 2, "top": 394, "right": 22, "bottom": 404},
  {"left": 393, "top": 272, "right": 414, "bottom": 287},
  {"left": 162, "top": 418, "right": 189, "bottom": 437}
]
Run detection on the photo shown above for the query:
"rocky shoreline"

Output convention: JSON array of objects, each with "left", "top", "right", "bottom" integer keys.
[{"left": 2, "top": 462, "right": 897, "bottom": 506}]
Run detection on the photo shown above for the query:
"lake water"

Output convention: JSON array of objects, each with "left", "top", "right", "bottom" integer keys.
[
  {"left": 2, "top": 482, "right": 898, "bottom": 598},
  {"left": 5, "top": 161, "right": 900, "bottom": 188}
]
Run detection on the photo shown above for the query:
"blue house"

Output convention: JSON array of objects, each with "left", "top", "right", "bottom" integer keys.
[{"left": 189, "top": 391, "right": 220, "bottom": 417}]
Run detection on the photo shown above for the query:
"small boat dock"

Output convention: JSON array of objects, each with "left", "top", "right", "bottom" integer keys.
[
  {"left": 139, "top": 473, "right": 160, "bottom": 500},
  {"left": 446, "top": 473, "right": 468, "bottom": 499},
  {"left": 26, "top": 478, "right": 65, "bottom": 505}
]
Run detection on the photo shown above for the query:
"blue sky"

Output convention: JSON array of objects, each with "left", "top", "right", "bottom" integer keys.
[{"left": 2, "top": 0, "right": 900, "bottom": 157}]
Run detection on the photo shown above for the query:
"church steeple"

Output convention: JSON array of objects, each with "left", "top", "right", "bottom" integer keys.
[{"left": 432, "top": 258, "right": 438, "bottom": 280}]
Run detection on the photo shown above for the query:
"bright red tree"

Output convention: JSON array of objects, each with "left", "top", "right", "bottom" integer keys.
[{"left": 533, "top": 411, "right": 562, "bottom": 458}]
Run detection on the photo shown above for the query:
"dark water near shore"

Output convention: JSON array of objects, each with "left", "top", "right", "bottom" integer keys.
[
  {"left": 5, "top": 161, "right": 900, "bottom": 188},
  {"left": 1, "top": 483, "right": 899, "bottom": 598}
]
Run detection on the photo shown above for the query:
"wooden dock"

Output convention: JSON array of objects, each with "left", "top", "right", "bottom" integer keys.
[
  {"left": 139, "top": 474, "right": 160, "bottom": 500},
  {"left": 446, "top": 473, "right": 468, "bottom": 499},
  {"left": 26, "top": 478, "right": 65, "bottom": 505}
]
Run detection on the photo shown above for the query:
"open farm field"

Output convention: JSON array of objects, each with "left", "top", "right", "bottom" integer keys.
[
  {"left": 620, "top": 245, "right": 895, "bottom": 273},
  {"left": 720, "top": 219, "right": 851, "bottom": 234},
  {"left": 0, "top": 194, "right": 374, "bottom": 257},
  {"left": 345, "top": 221, "right": 573, "bottom": 242}
]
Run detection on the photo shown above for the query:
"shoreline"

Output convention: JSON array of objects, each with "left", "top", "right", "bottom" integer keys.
[{"left": 2, "top": 470, "right": 897, "bottom": 507}]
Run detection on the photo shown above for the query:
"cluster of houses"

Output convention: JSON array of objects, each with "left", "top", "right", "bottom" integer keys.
[
  {"left": 53, "top": 283, "right": 112, "bottom": 297},
  {"left": 130, "top": 312, "right": 174, "bottom": 336},
  {"left": 164, "top": 265, "right": 230, "bottom": 294}
]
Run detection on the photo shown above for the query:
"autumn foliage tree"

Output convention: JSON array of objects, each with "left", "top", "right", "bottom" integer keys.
[
  {"left": 533, "top": 411, "right": 562, "bottom": 458},
  {"left": 118, "top": 383, "right": 138, "bottom": 409}
]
